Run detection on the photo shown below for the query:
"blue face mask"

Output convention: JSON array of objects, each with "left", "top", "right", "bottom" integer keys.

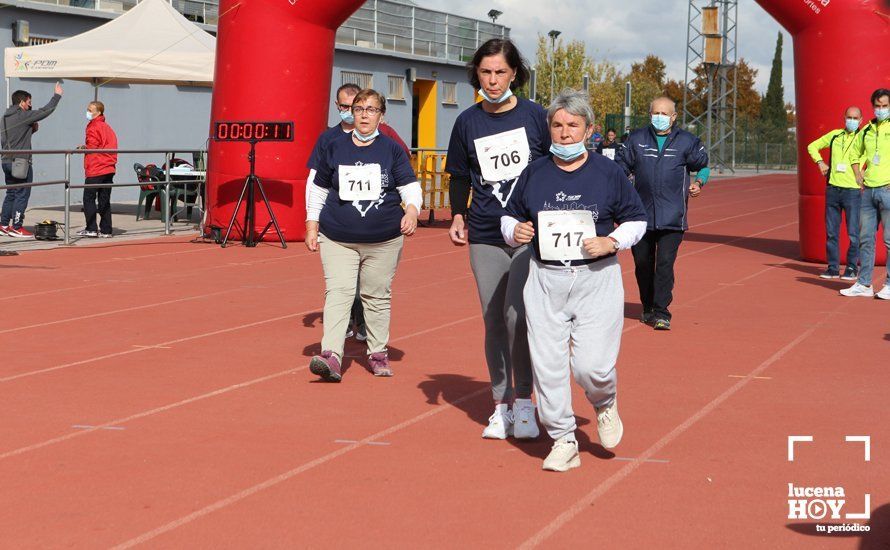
[
  {"left": 339, "top": 109, "right": 355, "bottom": 125},
  {"left": 845, "top": 118, "right": 860, "bottom": 132},
  {"left": 876, "top": 108, "right": 890, "bottom": 122},
  {"left": 478, "top": 87, "right": 514, "bottom": 104},
  {"left": 353, "top": 128, "right": 379, "bottom": 142},
  {"left": 550, "top": 141, "right": 587, "bottom": 162},
  {"left": 651, "top": 114, "right": 672, "bottom": 132}
]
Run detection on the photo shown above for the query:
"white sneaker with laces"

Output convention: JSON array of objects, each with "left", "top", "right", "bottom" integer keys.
[
  {"left": 512, "top": 398, "right": 540, "bottom": 439},
  {"left": 482, "top": 405, "right": 513, "bottom": 439},
  {"left": 595, "top": 399, "right": 624, "bottom": 449},
  {"left": 876, "top": 285, "right": 890, "bottom": 300},
  {"left": 542, "top": 435, "right": 580, "bottom": 472},
  {"left": 839, "top": 282, "right": 874, "bottom": 297}
]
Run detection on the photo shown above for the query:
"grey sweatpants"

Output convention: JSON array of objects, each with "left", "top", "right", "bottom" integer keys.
[
  {"left": 524, "top": 256, "right": 623, "bottom": 441},
  {"left": 469, "top": 243, "right": 533, "bottom": 403}
]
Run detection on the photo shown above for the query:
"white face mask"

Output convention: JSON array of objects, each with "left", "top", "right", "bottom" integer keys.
[{"left": 86, "top": 111, "right": 94, "bottom": 121}]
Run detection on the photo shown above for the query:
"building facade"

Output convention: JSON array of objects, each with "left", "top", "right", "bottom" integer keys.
[{"left": 0, "top": 0, "right": 508, "bottom": 207}]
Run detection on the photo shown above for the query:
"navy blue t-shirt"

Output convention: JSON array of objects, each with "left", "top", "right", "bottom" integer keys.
[
  {"left": 314, "top": 133, "right": 417, "bottom": 244},
  {"left": 307, "top": 125, "right": 349, "bottom": 171},
  {"left": 445, "top": 98, "right": 550, "bottom": 245},
  {"left": 506, "top": 153, "right": 647, "bottom": 266}
]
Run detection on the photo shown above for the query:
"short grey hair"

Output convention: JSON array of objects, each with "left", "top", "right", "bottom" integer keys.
[{"left": 547, "top": 89, "right": 594, "bottom": 126}]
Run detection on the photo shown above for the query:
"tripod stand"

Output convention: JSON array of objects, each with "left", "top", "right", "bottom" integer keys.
[{"left": 221, "top": 138, "right": 287, "bottom": 249}]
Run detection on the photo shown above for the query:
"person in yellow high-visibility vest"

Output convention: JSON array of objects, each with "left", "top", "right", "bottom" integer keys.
[
  {"left": 806, "top": 106, "right": 864, "bottom": 280},
  {"left": 842, "top": 88, "right": 890, "bottom": 299}
]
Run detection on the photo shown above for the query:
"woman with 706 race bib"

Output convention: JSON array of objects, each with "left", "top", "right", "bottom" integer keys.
[
  {"left": 305, "top": 89, "right": 423, "bottom": 382},
  {"left": 445, "top": 38, "right": 550, "bottom": 440},
  {"left": 501, "top": 90, "right": 647, "bottom": 472}
]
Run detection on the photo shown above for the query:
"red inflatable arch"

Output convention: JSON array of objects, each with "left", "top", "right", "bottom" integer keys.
[
  {"left": 206, "top": 0, "right": 365, "bottom": 242},
  {"left": 756, "top": 0, "right": 890, "bottom": 263}
]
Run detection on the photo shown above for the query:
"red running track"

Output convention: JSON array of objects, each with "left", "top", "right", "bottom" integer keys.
[{"left": 0, "top": 173, "right": 887, "bottom": 549}]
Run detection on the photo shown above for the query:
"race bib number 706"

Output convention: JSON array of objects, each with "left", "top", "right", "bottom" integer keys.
[{"left": 474, "top": 127, "right": 531, "bottom": 182}]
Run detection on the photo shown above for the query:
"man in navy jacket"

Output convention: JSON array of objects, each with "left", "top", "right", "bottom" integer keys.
[{"left": 616, "top": 96, "right": 709, "bottom": 330}]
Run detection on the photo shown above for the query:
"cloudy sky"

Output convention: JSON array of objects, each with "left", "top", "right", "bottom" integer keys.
[{"left": 419, "top": 0, "right": 796, "bottom": 103}]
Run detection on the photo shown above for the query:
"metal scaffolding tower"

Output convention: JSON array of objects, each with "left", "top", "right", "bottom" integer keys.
[{"left": 682, "top": 0, "right": 738, "bottom": 172}]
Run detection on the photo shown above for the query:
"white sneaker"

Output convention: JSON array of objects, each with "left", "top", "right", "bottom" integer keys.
[
  {"left": 839, "top": 282, "right": 874, "bottom": 297},
  {"left": 876, "top": 285, "right": 890, "bottom": 300},
  {"left": 482, "top": 405, "right": 513, "bottom": 439},
  {"left": 542, "top": 436, "right": 580, "bottom": 472},
  {"left": 595, "top": 399, "right": 624, "bottom": 449},
  {"left": 512, "top": 399, "right": 540, "bottom": 439}
]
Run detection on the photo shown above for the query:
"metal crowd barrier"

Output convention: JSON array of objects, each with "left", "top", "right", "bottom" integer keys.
[
  {"left": 409, "top": 148, "right": 450, "bottom": 224},
  {"left": 0, "top": 148, "right": 206, "bottom": 245}
]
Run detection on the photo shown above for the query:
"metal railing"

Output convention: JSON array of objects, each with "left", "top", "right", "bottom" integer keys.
[
  {"left": 0, "top": 148, "right": 206, "bottom": 245},
  {"left": 26, "top": 0, "right": 220, "bottom": 25},
  {"left": 337, "top": 0, "right": 509, "bottom": 63}
]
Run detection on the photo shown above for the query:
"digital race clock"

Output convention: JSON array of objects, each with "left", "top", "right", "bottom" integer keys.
[{"left": 213, "top": 121, "right": 294, "bottom": 142}]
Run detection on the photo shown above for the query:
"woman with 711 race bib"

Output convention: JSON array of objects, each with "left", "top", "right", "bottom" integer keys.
[
  {"left": 305, "top": 89, "right": 422, "bottom": 382},
  {"left": 502, "top": 89, "right": 647, "bottom": 472},
  {"left": 445, "top": 38, "right": 550, "bottom": 440}
]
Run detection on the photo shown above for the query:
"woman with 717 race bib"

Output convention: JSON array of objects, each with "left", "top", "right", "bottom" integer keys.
[
  {"left": 445, "top": 38, "right": 550, "bottom": 440},
  {"left": 305, "top": 89, "right": 423, "bottom": 382},
  {"left": 501, "top": 90, "right": 647, "bottom": 472}
]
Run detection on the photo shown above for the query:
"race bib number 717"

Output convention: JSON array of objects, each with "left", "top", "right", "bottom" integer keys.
[{"left": 537, "top": 210, "right": 597, "bottom": 261}]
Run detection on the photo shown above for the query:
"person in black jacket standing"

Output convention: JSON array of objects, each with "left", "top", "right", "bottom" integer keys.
[{"left": 616, "top": 96, "right": 709, "bottom": 330}]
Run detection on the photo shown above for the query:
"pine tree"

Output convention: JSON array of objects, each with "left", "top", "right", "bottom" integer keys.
[{"left": 759, "top": 32, "right": 787, "bottom": 144}]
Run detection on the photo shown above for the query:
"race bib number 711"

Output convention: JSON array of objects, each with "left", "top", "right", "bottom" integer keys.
[
  {"left": 537, "top": 210, "right": 597, "bottom": 261},
  {"left": 338, "top": 164, "right": 383, "bottom": 201}
]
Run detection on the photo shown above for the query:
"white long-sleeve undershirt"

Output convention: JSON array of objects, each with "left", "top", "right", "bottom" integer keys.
[
  {"left": 500, "top": 216, "right": 647, "bottom": 250},
  {"left": 306, "top": 181, "right": 423, "bottom": 223}
]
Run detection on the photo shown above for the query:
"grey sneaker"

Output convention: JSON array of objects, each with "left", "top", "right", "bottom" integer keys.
[
  {"left": 309, "top": 351, "right": 342, "bottom": 382},
  {"left": 640, "top": 311, "right": 656, "bottom": 325},
  {"left": 98, "top": 232, "right": 113, "bottom": 239},
  {"left": 819, "top": 268, "right": 840, "bottom": 279},
  {"left": 542, "top": 436, "right": 580, "bottom": 472},
  {"left": 512, "top": 398, "right": 540, "bottom": 440},
  {"left": 653, "top": 318, "right": 671, "bottom": 331},
  {"left": 76, "top": 229, "right": 98, "bottom": 238},
  {"left": 841, "top": 266, "right": 858, "bottom": 281},
  {"left": 367, "top": 351, "right": 392, "bottom": 377}
]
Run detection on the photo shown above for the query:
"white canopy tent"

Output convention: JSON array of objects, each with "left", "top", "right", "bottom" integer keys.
[{"left": 4, "top": 0, "right": 215, "bottom": 101}]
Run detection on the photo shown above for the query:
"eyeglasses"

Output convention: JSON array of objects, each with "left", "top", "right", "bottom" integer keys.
[
  {"left": 336, "top": 103, "right": 352, "bottom": 112},
  {"left": 351, "top": 106, "right": 382, "bottom": 116}
]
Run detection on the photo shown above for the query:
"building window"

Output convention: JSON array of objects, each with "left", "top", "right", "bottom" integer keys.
[
  {"left": 442, "top": 82, "right": 458, "bottom": 105},
  {"left": 387, "top": 75, "right": 406, "bottom": 100},
  {"left": 342, "top": 71, "right": 373, "bottom": 90},
  {"left": 29, "top": 36, "right": 58, "bottom": 46}
]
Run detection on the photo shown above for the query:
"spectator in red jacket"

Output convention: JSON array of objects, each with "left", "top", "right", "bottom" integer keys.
[{"left": 77, "top": 101, "right": 118, "bottom": 238}]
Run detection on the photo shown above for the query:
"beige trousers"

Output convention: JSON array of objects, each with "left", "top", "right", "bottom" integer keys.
[{"left": 319, "top": 234, "right": 404, "bottom": 359}]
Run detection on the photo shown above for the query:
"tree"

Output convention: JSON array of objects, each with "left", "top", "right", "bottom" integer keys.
[
  {"left": 631, "top": 55, "right": 666, "bottom": 89},
  {"left": 759, "top": 32, "right": 787, "bottom": 143},
  {"left": 533, "top": 35, "right": 590, "bottom": 106},
  {"left": 734, "top": 59, "right": 761, "bottom": 120},
  {"left": 586, "top": 59, "right": 625, "bottom": 124}
]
